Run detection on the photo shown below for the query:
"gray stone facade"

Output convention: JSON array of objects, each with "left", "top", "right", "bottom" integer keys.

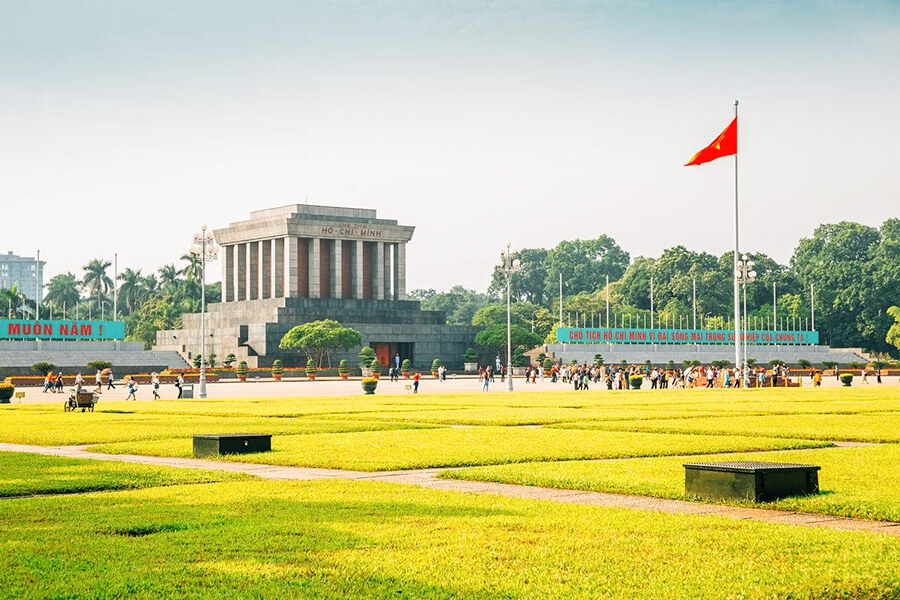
[{"left": 154, "top": 205, "right": 481, "bottom": 369}]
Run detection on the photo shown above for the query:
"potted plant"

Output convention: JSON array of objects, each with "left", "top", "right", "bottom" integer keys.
[
  {"left": 236, "top": 361, "right": 248, "bottom": 381},
  {"left": 338, "top": 359, "right": 350, "bottom": 380},
  {"left": 431, "top": 358, "right": 442, "bottom": 378},
  {"left": 224, "top": 354, "right": 236, "bottom": 368},
  {"left": 401, "top": 358, "right": 413, "bottom": 378},
  {"left": 370, "top": 358, "right": 382, "bottom": 379},
  {"left": 361, "top": 376, "right": 378, "bottom": 395},
  {"left": 463, "top": 348, "right": 478, "bottom": 374},
  {"left": 306, "top": 359, "right": 317, "bottom": 380},
  {"left": 629, "top": 374, "right": 644, "bottom": 389},
  {"left": 0, "top": 382, "right": 14, "bottom": 403},
  {"left": 359, "top": 346, "right": 376, "bottom": 377},
  {"left": 542, "top": 358, "right": 553, "bottom": 370},
  {"left": 840, "top": 373, "right": 853, "bottom": 387},
  {"left": 272, "top": 359, "right": 284, "bottom": 381}
]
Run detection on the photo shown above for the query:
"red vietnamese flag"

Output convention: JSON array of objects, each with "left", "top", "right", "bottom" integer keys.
[{"left": 684, "top": 117, "right": 737, "bottom": 166}]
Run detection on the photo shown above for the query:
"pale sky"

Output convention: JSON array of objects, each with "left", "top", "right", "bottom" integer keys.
[{"left": 2, "top": 1, "right": 898, "bottom": 293}]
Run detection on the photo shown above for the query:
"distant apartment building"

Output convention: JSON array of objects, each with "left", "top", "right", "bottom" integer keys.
[{"left": 0, "top": 251, "right": 45, "bottom": 302}]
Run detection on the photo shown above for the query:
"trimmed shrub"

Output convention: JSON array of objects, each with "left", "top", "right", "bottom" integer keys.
[
  {"left": 236, "top": 361, "right": 248, "bottom": 376},
  {"left": 401, "top": 358, "right": 413, "bottom": 373},
  {"left": 431, "top": 358, "right": 442, "bottom": 373},
  {"left": 31, "top": 362, "right": 57, "bottom": 375},
  {"left": 87, "top": 360, "right": 112, "bottom": 372},
  {"left": 463, "top": 347, "right": 478, "bottom": 363},
  {"left": 272, "top": 360, "right": 284, "bottom": 376},
  {"left": 358, "top": 346, "right": 376, "bottom": 369},
  {"left": 338, "top": 359, "right": 350, "bottom": 374}
]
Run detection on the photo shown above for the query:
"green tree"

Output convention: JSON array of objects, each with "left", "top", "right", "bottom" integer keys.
[
  {"left": 279, "top": 320, "right": 362, "bottom": 368},
  {"left": 474, "top": 324, "right": 542, "bottom": 357},
  {"left": 43, "top": 273, "right": 82, "bottom": 317},
  {"left": 887, "top": 306, "right": 900, "bottom": 355},
  {"left": 411, "top": 285, "right": 491, "bottom": 325},
  {"left": 81, "top": 258, "right": 113, "bottom": 310},
  {"left": 117, "top": 268, "right": 148, "bottom": 316},
  {"left": 543, "top": 236, "right": 629, "bottom": 301}
]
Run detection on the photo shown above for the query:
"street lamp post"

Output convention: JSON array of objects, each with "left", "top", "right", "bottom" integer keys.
[
  {"left": 191, "top": 225, "right": 218, "bottom": 399},
  {"left": 497, "top": 243, "right": 520, "bottom": 392},
  {"left": 736, "top": 254, "right": 757, "bottom": 385}
]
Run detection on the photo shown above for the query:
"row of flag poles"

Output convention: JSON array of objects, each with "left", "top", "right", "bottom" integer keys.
[{"left": 685, "top": 101, "right": 742, "bottom": 370}]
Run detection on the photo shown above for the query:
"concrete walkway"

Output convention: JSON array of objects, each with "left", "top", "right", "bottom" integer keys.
[{"left": 2, "top": 442, "right": 898, "bottom": 537}]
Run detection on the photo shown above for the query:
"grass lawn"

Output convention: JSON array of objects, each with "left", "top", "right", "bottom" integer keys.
[
  {"left": 0, "top": 408, "right": 436, "bottom": 445},
  {"left": 89, "top": 427, "right": 829, "bottom": 471},
  {"left": 3, "top": 478, "right": 900, "bottom": 599},
  {"left": 550, "top": 412, "right": 900, "bottom": 442},
  {"left": 443, "top": 445, "right": 900, "bottom": 522},
  {"left": 0, "top": 452, "right": 246, "bottom": 497}
]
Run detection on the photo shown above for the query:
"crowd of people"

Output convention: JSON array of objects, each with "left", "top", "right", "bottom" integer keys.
[{"left": 474, "top": 361, "right": 887, "bottom": 390}]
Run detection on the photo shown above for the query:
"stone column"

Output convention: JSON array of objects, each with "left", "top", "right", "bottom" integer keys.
[
  {"left": 286, "top": 237, "right": 297, "bottom": 298},
  {"left": 270, "top": 239, "right": 278, "bottom": 298},
  {"left": 236, "top": 243, "right": 247, "bottom": 301},
  {"left": 260, "top": 240, "right": 270, "bottom": 299},
  {"left": 383, "top": 242, "right": 392, "bottom": 300},
  {"left": 395, "top": 242, "right": 407, "bottom": 300},
  {"left": 353, "top": 240, "right": 364, "bottom": 299},
  {"left": 224, "top": 245, "right": 234, "bottom": 302},
  {"left": 332, "top": 239, "right": 342, "bottom": 299},
  {"left": 248, "top": 242, "right": 259, "bottom": 300},
  {"left": 308, "top": 238, "right": 321, "bottom": 299},
  {"left": 374, "top": 241, "right": 385, "bottom": 300}
]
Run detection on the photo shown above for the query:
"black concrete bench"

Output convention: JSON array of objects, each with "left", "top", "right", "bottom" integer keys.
[
  {"left": 684, "top": 461, "right": 820, "bottom": 502},
  {"left": 193, "top": 434, "right": 272, "bottom": 458}
]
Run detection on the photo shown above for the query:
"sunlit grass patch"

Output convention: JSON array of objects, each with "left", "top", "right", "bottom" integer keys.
[
  {"left": 0, "top": 407, "right": 438, "bottom": 446},
  {"left": 2, "top": 479, "right": 900, "bottom": 598},
  {"left": 90, "top": 428, "right": 829, "bottom": 471},
  {"left": 443, "top": 444, "right": 900, "bottom": 522},
  {"left": 549, "top": 412, "right": 900, "bottom": 442},
  {"left": 0, "top": 451, "right": 246, "bottom": 497}
]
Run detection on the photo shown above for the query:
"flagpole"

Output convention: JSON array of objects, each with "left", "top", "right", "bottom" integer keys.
[{"left": 732, "top": 99, "right": 741, "bottom": 376}]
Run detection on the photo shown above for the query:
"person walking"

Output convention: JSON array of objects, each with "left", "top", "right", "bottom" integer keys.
[
  {"left": 413, "top": 372, "right": 420, "bottom": 394},
  {"left": 43, "top": 372, "right": 53, "bottom": 393},
  {"left": 95, "top": 370, "right": 103, "bottom": 394},
  {"left": 482, "top": 368, "right": 490, "bottom": 392},
  {"left": 106, "top": 370, "right": 115, "bottom": 390},
  {"left": 151, "top": 372, "right": 161, "bottom": 400},
  {"left": 175, "top": 373, "right": 184, "bottom": 399},
  {"left": 54, "top": 371, "right": 64, "bottom": 393},
  {"left": 126, "top": 377, "right": 137, "bottom": 401}
]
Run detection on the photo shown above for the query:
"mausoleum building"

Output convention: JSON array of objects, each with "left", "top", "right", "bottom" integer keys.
[{"left": 154, "top": 204, "right": 480, "bottom": 369}]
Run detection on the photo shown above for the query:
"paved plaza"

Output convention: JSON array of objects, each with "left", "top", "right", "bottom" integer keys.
[{"left": 13, "top": 372, "right": 897, "bottom": 403}]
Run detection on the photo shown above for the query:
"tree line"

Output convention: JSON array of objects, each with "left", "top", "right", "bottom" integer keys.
[
  {"left": 1, "top": 253, "right": 220, "bottom": 349},
  {"left": 411, "top": 219, "right": 900, "bottom": 357}
]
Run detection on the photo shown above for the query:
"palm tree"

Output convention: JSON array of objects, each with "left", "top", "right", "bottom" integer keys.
[
  {"left": 179, "top": 253, "right": 202, "bottom": 282},
  {"left": 157, "top": 264, "right": 180, "bottom": 293},
  {"left": 117, "top": 268, "right": 145, "bottom": 316},
  {"left": 44, "top": 273, "right": 82, "bottom": 318},
  {"left": 81, "top": 259, "right": 113, "bottom": 315},
  {"left": 0, "top": 285, "right": 26, "bottom": 318}
]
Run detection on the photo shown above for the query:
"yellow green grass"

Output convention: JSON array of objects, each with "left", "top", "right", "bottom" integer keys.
[
  {"left": 0, "top": 452, "right": 246, "bottom": 497},
  {"left": 90, "top": 427, "right": 828, "bottom": 471},
  {"left": 444, "top": 445, "right": 900, "bottom": 522},
  {"left": 550, "top": 412, "right": 900, "bottom": 442},
  {"left": 3, "top": 478, "right": 900, "bottom": 599},
  {"left": 0, "top": 408, "right": 436, "bottom": 445}
]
